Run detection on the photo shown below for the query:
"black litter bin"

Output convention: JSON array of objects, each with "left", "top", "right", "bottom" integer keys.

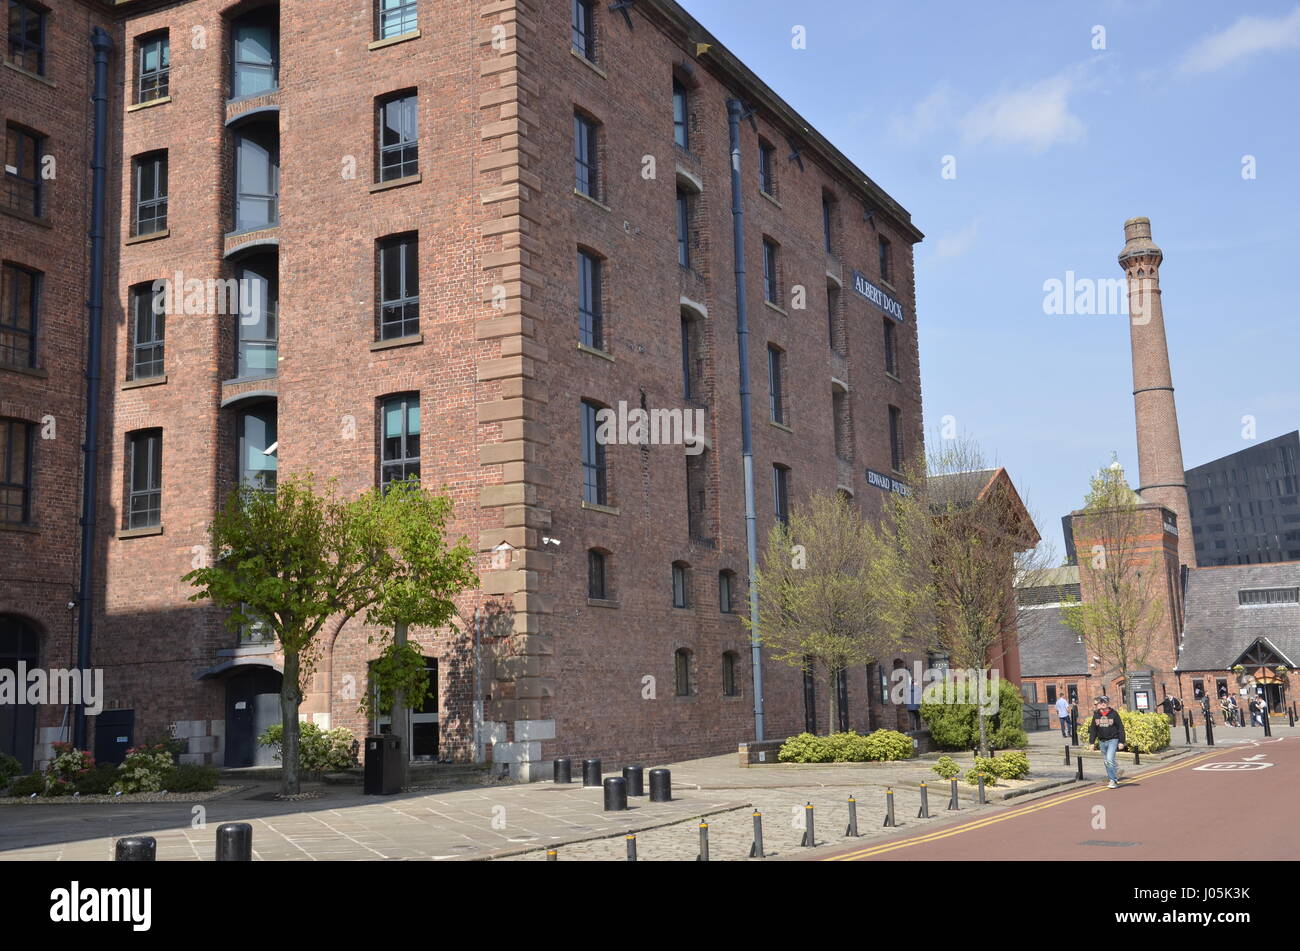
[{"left": 364, "top": 734, "right": 403, "bottom": 795}]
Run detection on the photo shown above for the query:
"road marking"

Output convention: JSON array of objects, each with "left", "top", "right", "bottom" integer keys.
[
  {"left": 1193, "top": 762, "right": 1272, "bottom": 771},
  {"left": 824, "top": 748, "right": 1233, "bottom": 861},
  {"left": 1243, "top": 754, "right": 1267, "bottom": 761}
]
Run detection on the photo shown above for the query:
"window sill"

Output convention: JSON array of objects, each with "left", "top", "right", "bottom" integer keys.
[
  {"left": 370, "top": 173, "right": 422, "bottom": 193},
  {"left": 118, "top": 525, "right": 164, "bottom": 539},
  {"left": 1, "top": 206, "right": 51, "bottom": 228},
  {"left": 125, "top": 228, "right": 169, "bottom": 245},
  {"left": 0, "top": 521, "right": 40, "bottom": 534},
  {"left": 581, "top": 500, "right": 620, "bottom": 516},
  {"left": 369, "top": 29, "right": 421, "bottom": 51},
  {"left": 2, "top": 59, "right": 55, "bottom": 87},
  {"left": 769, "top": 420, "right": 793, "bottom": 434},
  {"left": 880, "top": 277, "right": 898, "bottom": 295},
  {"left": 763, "top": 300, "right": 788, "bottom": 317},
  {"left": 0, "top": 362, "right": 47, "bottom": 378},
  {"left": 370, "top": 333, "right": 423, "bottom": 351},
  {"left": 217, "top": 645, "right": 278, "bottom": 657},
  {"left": 123, "top": 374, "right": 167, "bottom": 390},
  {"left": 573, "top": 188, "right": 611, "bottom": 212},
  {"left": 587, "top": 598, "right": 620, "bottom": 609},
  {"left": 674, "top": 165, "right": 703, "bottom": 193},
  {"left": 127, "top": 96, "right": 171, "bottom": 113},
  {"left": 760, "top": 190, "right": 781, "bottom": 208},
  {"left": 885, "top": 370, "right": 901, "bottom": 383},
  {"left": 577, "top": 342, "right": 614, "bottom": 362},
  {"left": 570, "top": 48, "right": 607, "bottom": 78}
]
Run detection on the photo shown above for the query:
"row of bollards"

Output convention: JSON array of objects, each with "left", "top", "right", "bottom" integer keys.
[
  {"left": 115, "top": 822, "right": 253, "bottom": 861},
  {"left": 553, "top": 758, "right": 670, "bottom": 810}
]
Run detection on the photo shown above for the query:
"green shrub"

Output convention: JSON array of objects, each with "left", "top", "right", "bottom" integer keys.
[
  {"left": 777, "top": 730, "right": 913, "bottom": 763},
  {"left": 74, "top": 765, "right": 121, "bottom": 795},
  {"left": 259, "top": 722, "right": 358, "bottom": 773},
  {"left": 160, "top": 764, "right": 219, "bottom": 793},
  {"left": 0, "top": 752, "right": 22, "bottom": 785},
  {"left": 1076, "top": 710, "right": 1170, "bottom": 753},
  {"left": 47, "top": 743, "right": 94, "bottom": 784},
  {"left": 932, "top": 755, "right": 961, "bottom": 779},
  {"left": 965, "top": 759, "right": 1000, "bottom": 786},
  {"left": 921, "top": 677, "right": 1028, "bottom": 751},
  {"left": 8, "top": 772, "right": 45, "bottom": 797},
  {"left": 111, "top": 744, "right": 175, "bottom": 794}
]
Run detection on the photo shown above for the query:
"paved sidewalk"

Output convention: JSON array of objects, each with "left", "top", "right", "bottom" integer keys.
[{"left": 4, "top": 725, "right": 1286, "bottom": 861}]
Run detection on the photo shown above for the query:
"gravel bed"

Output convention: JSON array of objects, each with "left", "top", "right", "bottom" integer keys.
[{"left": 0, "top": 785, "right": 247, "bottom": 805}]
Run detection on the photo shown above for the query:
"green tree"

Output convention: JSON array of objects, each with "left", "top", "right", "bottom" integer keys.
[
  {"left": 183, "top": 476, "right": 476, "bottom": 796},
  {"left": 746, "top": 492, "right": 909, "bottom": 731}
]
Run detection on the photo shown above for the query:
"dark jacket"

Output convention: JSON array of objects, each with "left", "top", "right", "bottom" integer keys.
[{"left": 1089, "top": 706, "right": 1127, "bottom": 744}]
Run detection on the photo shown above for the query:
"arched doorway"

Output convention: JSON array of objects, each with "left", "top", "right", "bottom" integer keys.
[
  {"left": 224, "top": 665, "right": 282, "bottom": 767},
  {"left": 0, "top": 616, "right": 39, "bottom": 771}
]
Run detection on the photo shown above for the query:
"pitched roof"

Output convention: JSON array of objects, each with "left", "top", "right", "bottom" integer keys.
[
  {"left": 1017, "top": 604, "right": 1089, "bottom": 677},
  {"left": 1179, "top": 563, "right": 1300, "bottom": 670}
]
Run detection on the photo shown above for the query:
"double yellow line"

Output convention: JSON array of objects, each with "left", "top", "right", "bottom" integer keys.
[{"left": 825, "top": 747, "right": 1232, "bottom": 861}]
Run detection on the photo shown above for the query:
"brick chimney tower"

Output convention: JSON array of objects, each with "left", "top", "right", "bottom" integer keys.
[{"left": 1119, "top": 217, "right": 1196, "bottom": 569}]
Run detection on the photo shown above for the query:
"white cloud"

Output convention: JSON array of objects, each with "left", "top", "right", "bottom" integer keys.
[
  {"left": 934, "top": 218, "right": 982, "bottom": 260},
  {"left": 889, "top": 83, "right": 956, "bottom": 144},
  {"left": 959, "top": 74, "right": 1085, "bottom": 153},
  {"left": 1180, "top": 7, "right": 1300, "bottom": 73}
]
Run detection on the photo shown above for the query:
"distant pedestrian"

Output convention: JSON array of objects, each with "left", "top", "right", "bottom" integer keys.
[
  {"left": 1089, "top": 696, "right": 1127, "bottom": 789},
  {"left": 1056, "top": 695, "right": 1071, "bottom": 737}
]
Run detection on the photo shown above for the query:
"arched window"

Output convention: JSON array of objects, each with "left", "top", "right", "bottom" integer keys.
[
  {"left": 671, "top": 561, "right": 689, "bottom": 608},
  {"left": 718, "top": 570, "right": 734, "bottom": 613},
  {"left": 380, "top": 393, "right": 420, "bottom": 489}
]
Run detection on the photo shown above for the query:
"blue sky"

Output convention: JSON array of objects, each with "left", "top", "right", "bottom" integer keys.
[{"left": 685, "top": 0, "right": 1300, "bottom": 556}]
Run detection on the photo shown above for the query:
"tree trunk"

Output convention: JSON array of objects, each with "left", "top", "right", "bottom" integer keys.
[
  {"left": 280, "top": 651, "right": 302, "bottom": 797},
  {"left": 391, "top": 621, "right": 410, "bottom": 789},
  {"left": 977, "top": 711, "right": 989, "bottom": 758},
  {"left": 828, "top": 666, "right": 840, "bottom": 734}
]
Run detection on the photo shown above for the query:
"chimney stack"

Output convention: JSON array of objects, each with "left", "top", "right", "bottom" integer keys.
[{"left": 1120, "top": 217, "right": 1195, "bottom": 569}]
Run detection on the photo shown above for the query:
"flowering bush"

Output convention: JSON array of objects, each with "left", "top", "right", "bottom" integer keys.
[
  {"left": 111, "top": 744, "right": 175, "bottom": 794},
  {"left": 48, "top": 743, "right": 94, "bottom": 784},
  {"left": 259, "top": 722, "right": 358, "bottom": 774}
]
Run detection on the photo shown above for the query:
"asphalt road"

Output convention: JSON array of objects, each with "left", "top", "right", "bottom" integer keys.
[{"left": 821, "top": 735, "right": 1298, "bottom": 861}]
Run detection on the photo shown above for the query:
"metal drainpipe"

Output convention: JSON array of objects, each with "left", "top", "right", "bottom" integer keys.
[
  {"left": 74, "top": 27, "right": 113, "bottom": 750},
  {"left": 727, "top": 99, "right": 764, "bottom": 742}
]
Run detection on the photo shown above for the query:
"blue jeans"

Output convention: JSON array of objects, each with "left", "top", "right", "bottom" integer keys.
[
  {"left": 1060, "top": 715, "right": 1071, "bottom": 736},
  {"left": 1099, "top": 738, "right": 1120, "bottom": 783}
]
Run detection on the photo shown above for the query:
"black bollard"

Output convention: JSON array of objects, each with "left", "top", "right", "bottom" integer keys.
[
  {"left": 883, "top": 788, "right": 896, "bottom": 827},
  {"left": 553, "top": 757, "right": 572, "bottom": 784},
  {"left": 845, "top": 795, "right": 859, "bottom": 837},
  {"left": 215, "top": 822, "right": 253, "bottom": 861},
  {"left": 1070, "top": 705, "right": 1080, "bottom": 746},
  {"left": 696, "top": 821, "right": 709, "bottom": 861},
  {"left": 1289, "top": 708, "right": 1295, "bottom": 728},
  {"left": 1133, "top": 748, "right": 1141, "bottom": 766},
  {"left": 948, "top": 778, "right": 959, "bottom": 810},
  {"left": 622, "top": 764, "right": 645, "bottom": 797},
  {"left": 977, "top": 775, "right": 986, "bottom": 804},
  {"left": 749, "top": 810, "right": 765, "bottom": 858},
  {"left": 1064, "top": 744, "right": 1071, "bottom": 765},
  {"left": 1264, "top": 708, "right": 1273, "bottom": 737},
  {"left": 582, "top": 758, "right": 602, "bottom": 787},
  {"left": 917, "top": 782, "right": 930, "bottom": 819},
  {"left": 626, "top": 834, "right": 637, "bottom": 862},
  {"left": 801, "top": 802, "right": 816, "bottom": 846},
  {"left": 648, "top": 768, "right": 671, "bottom": 802},
  {"left": 1205, "top": 715, "right": 1215, "bottom": 746},
  {"left": 546, "top": 849, "right": 557, "bottom": 861},
  {"left": 1076, "top": 757, "right": 1084, "bottom": 781},
  {"left": 115, "top": 836, "right": 156, "bottom": 862},
  {"left": 603, "top": 776, "right": 628, "bottom": 811},
  {"left": 1184, "top": 715, "right": 1191, "bottom": 745}
]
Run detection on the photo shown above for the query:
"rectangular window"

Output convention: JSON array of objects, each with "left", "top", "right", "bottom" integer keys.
[
  {"left": 231, "top": 13, "right": 278, "bottom": 98},
  {"left": 376, "top": 0, "right": 418, "bottom": 40},
  {"left": 676, "top": 188, "right": 691, "bottom": 268},
  {"left": 758, "top": 140, "right": 775, "bottom": 195},
  {"left": 878, "top": 234, "right": 892, "bottom": 283},
  {"left": 718, "top": 571, "right": 732, "bottom": 613},
  {"left": 571, "top": 0, "right": 594, "bottom": 60},
  {"left": 129, "top": 283, "right": 165, "bottom": 380},
  {"left": 581, "top": 400, "right": 607, "bottom": 505},
  {"left": 378, "top": 234, "right": 419, "bottom": 339},
  {"left": 236, "top": 259, "right": 277, "bottom": 378},
  {"left": 767, "top": 346, "right": 784, "bottom": 424},
  {"left": 822, "top": 196, "right": 833, "bottom": 253},
  {"left": 1239, "top": 587, "right": 1300, "bottom": 606},
  {"left": 686, "top": 451, "right": 708, "bottom": 542},
  {"left": 1046, "top": 684, "right": 1058, "bottom": 704},
  {"left": 234, "top": 126, "right": 279, "bottom": 231},
  {"left": 574, "top": 112, "right": 598, "bottom": 197},
  {"left": 577, "top": 249, "right": 602, "bottom": 349},
  {"left": 889, "top": 405, "right": 903, "bottom": 472},
  {"left": 127, "top": 429, "right": 162, "bottom": 529},
  {"left": 672, "top": 78, "right": 689, "bottom": 149},
  {"left": 237, "top": 404, "right": 278, "bottom": 492},
  {"left": 380, "top": 394, "right": 420, "bottom": 489},
  {"left": 4, "top": 124, "right": 43, "bottom": 218},
  {"left": 723, "top": 652, "right": 738, "bottom": 697},
  {"left": 832, "top": 388, "right": 850, "bottom": 462},
  {"left": 377, "top": 91, "right": 418, "bottom": 182},
  {"left": 883, "top": 318, "right": 897, "bottom": 376},
  {"left": 137, "top": 32, "right": 170, "bottom": 103},
  {"left": 672, "top": 563, "right": 688, "bottom": 608},
  {"left": 1, "top": 262, "right": 38, "bottom": 369},
  {"left": 773, "top": 465, "right": 789, "bottom": 526},
  {"left": 681, "top": 313, "right": 701, "bottom": 401},
  {"left": 134, "top": 152, "right": 168, "bottom": 236},
  {"left": 826, "top": 285, "right": 839, "bottom": 351},
  {"left": 7, "top": 1, "right": 44, "bottom": 75},
  {"left": 587, "top": 549, "right": 606, "bottom": 600},
  {"left": 0, "top": 418, "right": 34, "bottom": 524},
  {"left": 762, "top": 239, "right": 778, "bottom": 304}
]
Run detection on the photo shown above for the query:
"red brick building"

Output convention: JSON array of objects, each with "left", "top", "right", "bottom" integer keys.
[{"left": 3, "top": 0, "right": 931, "bottom": 775}]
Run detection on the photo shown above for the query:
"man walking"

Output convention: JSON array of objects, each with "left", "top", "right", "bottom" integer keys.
[
  {"left": 1089, "top": 696, "right": 1127, "bottom": 789},
  {"left": 1056, "top": 694, "right": 1071, "bottom": 738}
]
